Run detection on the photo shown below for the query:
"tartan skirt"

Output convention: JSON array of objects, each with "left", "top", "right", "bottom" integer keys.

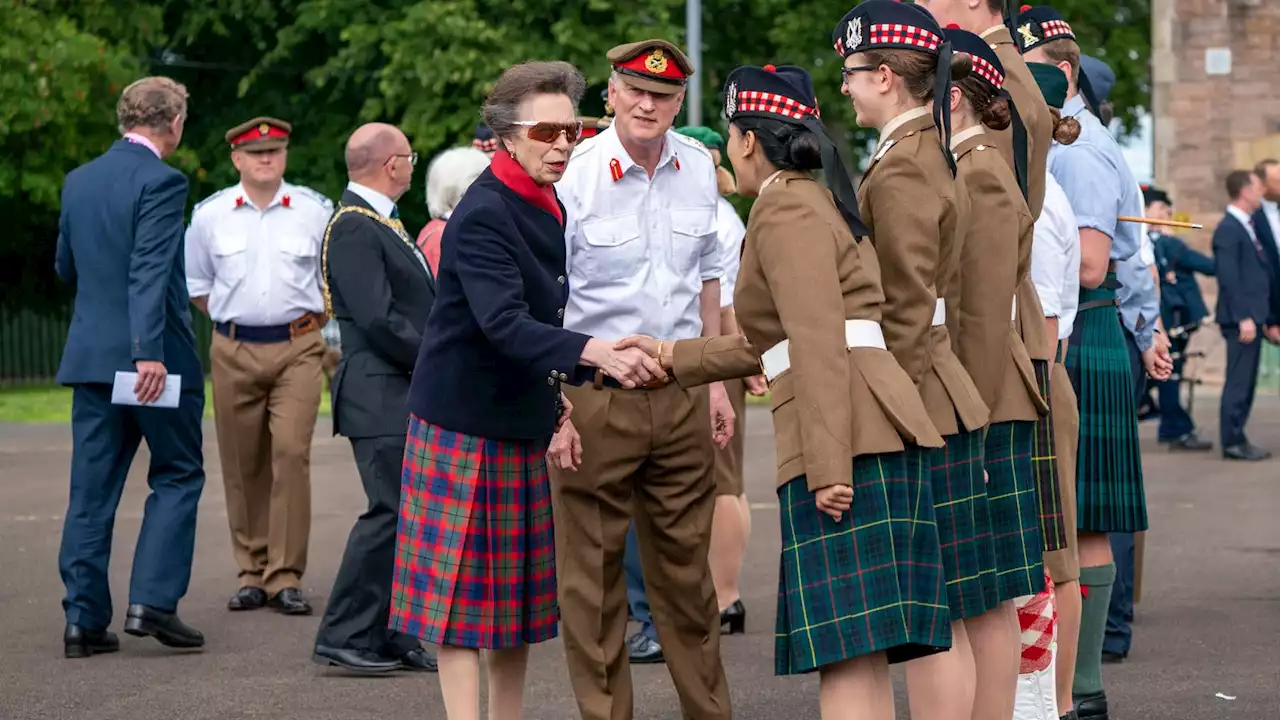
[
  {"left": 388, "top": 414, "right": 558, "bottom": 650},
  {"left": 1031, "top": 359, "right": 1069, "bottom": 552},
  {"left": 1065, "top": 278, "right": 1149, "bottom": 533},
  {"left": 929, "top": 428, "right": 1000, "bottom": 621},
  {"left": 985, "top": 420, "right": 1046, "bottom": 601},
  {"left": 774, "top": 448, "right": 950, "bottom": 675}
]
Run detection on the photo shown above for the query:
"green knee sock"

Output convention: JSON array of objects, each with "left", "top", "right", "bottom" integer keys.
[{"left": 1072, "top": 563, "right": 1116, "bottom": 697}]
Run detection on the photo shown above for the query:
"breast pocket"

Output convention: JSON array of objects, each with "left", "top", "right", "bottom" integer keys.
[
  {"left": 211, "top": 232, "right": 248, "bottom": 292},
  {"left": 670, "top": 207, "right": 715, "bottom": 275},
  {"left": 582, "top": 214, "right": 645, "bottom": 281},
  {"left": 277, "top": 234, "right": 321, "bottom": 294}
]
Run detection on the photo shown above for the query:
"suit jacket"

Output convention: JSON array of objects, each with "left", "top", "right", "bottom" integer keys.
[
  {"left": 950, "top": 132, "right": 1045, "bottom": 424},
  {"left": 1251, "top": 208, "right": 1280, "bottom": 323},
  {"left": 1151, "top": 231, "right": 1213, "bottom": 328},
  {"left": 410, "top": 170, "right": 591, "bottom": 440},
  {"left": 325, "top": 189, "right": 436, "bottom": 438},
  {"left": 989, "top": 27, "right": 1055, "bottom": 363},
  {"left": 856, "top": 113, "right": 989, "bottom": 437},
  {"left": 670, "top": 172, "right": 944, "bottom": 491},
  {"left": 1212, "top": 212, "right": 1273, "bottom": 329},
  {"left": 55, "top": 140, "right": 202, "bottom": 390}
]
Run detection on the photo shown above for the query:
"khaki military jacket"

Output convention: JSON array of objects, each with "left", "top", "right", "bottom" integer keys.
[
  {"left": 670, "top": 171, "right": 944, "bottom": 491},
  {"left": 950, "top": 129, "right": 1047, "bottom": 422},
  {"left": 855, "top": 112, "right": 989, "bottom": 437},
  {"left": 986, "top": 25, "right": 1056, "bottom": 363}
]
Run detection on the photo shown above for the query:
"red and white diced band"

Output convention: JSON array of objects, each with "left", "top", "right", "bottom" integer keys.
[
  {"left": 868, "top": 23, "right": 942, "bottom": 51},
  {"left": 736, "top": 91, "right": 817, "bottom": 121},
  {"left": 969, "top": 54, "right": 1005, "bottom": 89}
]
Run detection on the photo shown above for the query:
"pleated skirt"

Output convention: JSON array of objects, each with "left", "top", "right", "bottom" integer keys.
[
  {"left": 1064, "top": 277, "right": 1149, "bottom": 533},
  {"left": 1031, "top": 358, "right": 1069, "bottom": 551},
  {"left": 774, "top": 448, "right": 951, "bottom": 675},
  {"left": 929, "top": 428, "right": 1000, "bottom": 620},
  {"left": 985, "top": 420, "right": 1047, "bottom": 601}
]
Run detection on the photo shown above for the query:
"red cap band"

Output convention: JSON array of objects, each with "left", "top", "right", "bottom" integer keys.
[
  {"left": 231, "top": 123, "right": 289, "bottom": 147},
  {"left": 614, "top": 50, "right": 687, "bottom": 81}
]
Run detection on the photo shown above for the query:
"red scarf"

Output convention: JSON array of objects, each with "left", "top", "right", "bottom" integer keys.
[{"left": 490, "top": 149, "right": 564, "bottom": 226}]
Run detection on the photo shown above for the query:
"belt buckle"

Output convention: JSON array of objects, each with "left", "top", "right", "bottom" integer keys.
[{"left": 290, "top": 314, "right": 316, "bottom": 339}]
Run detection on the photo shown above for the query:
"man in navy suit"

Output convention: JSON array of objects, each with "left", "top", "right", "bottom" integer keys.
[
  {"left": 1212, "top": 169, "right": 1275, "bottom": 461},
  {"left": 1251, "top": 159, "right": 1280, "bottom": 330},
  {"left": 54, "top": 77, "right": 208, "bottom": 658}
]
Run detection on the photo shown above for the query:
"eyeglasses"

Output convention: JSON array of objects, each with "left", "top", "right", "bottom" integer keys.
[
  {"left": 840, "top": 65, "right": 877, "bottom": 81},
  {"left": 385, "top": 152, "right": 418, "bottom": 168},
  {"left": 513, "top": 120, "right": 583, "bottom": 144}
]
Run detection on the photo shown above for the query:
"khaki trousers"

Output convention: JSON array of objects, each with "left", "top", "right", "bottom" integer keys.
[
  {"left": 551, "top": 381, "right": 731, "bottom": 720},
  {"left": 1045, "top": 359, "right": 1081, "bottom": 583},
  {"left": 211, "top": 330, "right": 324, "bottom": 595}
]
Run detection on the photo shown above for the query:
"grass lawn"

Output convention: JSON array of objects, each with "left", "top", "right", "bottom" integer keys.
[{"left": 0, "top": 381, "right": 332, "bottom": 424}]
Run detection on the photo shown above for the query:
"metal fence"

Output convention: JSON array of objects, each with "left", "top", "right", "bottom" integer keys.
[{"left": 0, "top": 306, "right": 214, "bottom": 385}]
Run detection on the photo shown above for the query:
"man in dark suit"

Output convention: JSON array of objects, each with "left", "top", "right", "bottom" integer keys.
[
  {"left": 1212, "top": 169, "right": 1275, "bottom": 461},
  {"left": 312, "top": 122, "right": 437, "bottom": 673},
  {"left": 1144, "top": 185, "right": 1215, "bottom": 451},
  {"left": 54, "top": 77, "right": 207, "bottom": 658},
  {"left": 1251, "top": 159, "right": 1280, "bottom": 329}
]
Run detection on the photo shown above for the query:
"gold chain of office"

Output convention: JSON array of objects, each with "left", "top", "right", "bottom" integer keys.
[{"left": 320, "top": 205, "right": 413, "bottom": 319}]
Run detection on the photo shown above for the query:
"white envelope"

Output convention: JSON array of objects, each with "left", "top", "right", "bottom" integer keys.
[{"left": 111, "top": 371, "right": 181, "bottom": 409}]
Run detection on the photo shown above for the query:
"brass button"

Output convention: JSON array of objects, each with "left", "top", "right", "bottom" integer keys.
[
  {"left": 557, "top": 275, "right": 565, "bottom": 285},
  {"left": 559, "top": 372, "right": 568, "bottom": 381},
  {"left": 546, "top": 377, "right": 556, "bottom": 386},
  {"left": 557, "top": 308, "right": 564, "bottom": 319}
]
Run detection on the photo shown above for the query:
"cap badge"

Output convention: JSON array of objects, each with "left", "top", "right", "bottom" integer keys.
[
  {"left": 258, "top": 123, "right": 270, "bottom": 135},
  {"left": 645, "top": 49, "right": 668, "bottom": 75},
  {"left": 724, "top": 81, "right": 738, "bottom": 118},
  {"left": 848, "top": 17, "right": 863, "bottom": 51},
  {"left": 1018, "top": 23, "right": 1039, "bottom": 48}
]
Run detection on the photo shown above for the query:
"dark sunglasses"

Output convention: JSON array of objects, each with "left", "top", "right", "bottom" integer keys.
[{"left": 513, "top": 120, "right": 583, "bottom": 144}]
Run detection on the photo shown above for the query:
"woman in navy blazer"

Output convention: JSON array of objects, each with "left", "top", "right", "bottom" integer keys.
[{"left": 386, "top": 61, "right": 665, "bottom": 720}]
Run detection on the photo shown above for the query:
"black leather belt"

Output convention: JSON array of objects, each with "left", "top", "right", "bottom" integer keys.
[
  {"left": 1078, "top": 298, "right": 1118, "bottom": 312},
  {"left": 215, "top": 314, "right": 321, "bottom": 343}
]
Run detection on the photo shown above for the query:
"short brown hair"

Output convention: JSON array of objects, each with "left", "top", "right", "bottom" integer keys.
[
  {"left": 1254, "top": 158, "right": 1279, "bottom": 181},
  {"left": 862, "top": 49, "right": 971, "bottom": 103},
  {"left": 1039, "top": 38, "right": 1081, "bottom": 85},
  {"left": 116, "top": 76, "right": 188, "bottom": 134},
  {"left": 1225, "top": 170, "right": 1257, "bottom": 200},
  {"left": 481, "top": 62, "right": 587, "bottom": 140}
]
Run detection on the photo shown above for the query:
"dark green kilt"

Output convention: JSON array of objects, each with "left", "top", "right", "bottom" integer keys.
[
  {"left": 774, "top": 448, "right": 951, "bottom": 675},
  {"left": 929, "top": 428, "right": 999, "bottom": 620},
  {"left": 1065, "top": 277, "right": 1149, "bottom": 533},
  {"left": 1031, "top": 359, "right": 1069, "bottom": 551},
  {"left": 985, "top": 420, "right": 1046, "bottom": 601}
]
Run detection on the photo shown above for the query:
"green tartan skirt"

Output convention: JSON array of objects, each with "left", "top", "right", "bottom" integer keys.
[
  {"left": 985, "top": 420, "right": 1046, "bottom": 601},
  {"left": 774, "top": 448, "right": 951, "bottom": 675},
  {"left": 929, "top": 428, "right": 999, "bottom": 620},
  {"left": 1065, "top": 277, "right": 1149, "bottom": 533},
  {"left": 1031, "top": 359, "right": 1069, "bottom": 551}
]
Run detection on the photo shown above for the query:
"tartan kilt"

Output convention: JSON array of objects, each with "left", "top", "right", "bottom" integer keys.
[
  {"left": 774, "top": 447, "right": 950, "bottom": 675},
  {"left": 929, "top": 428, "right": 1000, "bottom": 620},
  {"left": 1031, "top": 359, "right": 1069, "bottom": 552},
  {"left": 985, "top": 420, "right": 1046, "bottom": 601},
  {"left": 1065, "top": 279, "right": 1149, "bottom": 533},
  {"left": 388, "top": 414, "right": 558, "bottom": 650}
]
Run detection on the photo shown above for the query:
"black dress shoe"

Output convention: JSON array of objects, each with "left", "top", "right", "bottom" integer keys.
[
  {"left": 720, "top": 599, "right": 746, "bottom": 635},
  {"left": 268, "top": 588, "right": 313, "bottom": 616},
  {"left": 312, "top": 645, "right": 400, "bottom": 674},
  {"left": 1166, "top": 432, "right": 1213, "bottom": 451},
  {"left": 1073, "top": 692, "right": 1109, "bottom": 720},
  {"left": 1223, "top": 443, "right": 1271, "bottom": 461},
  {"left": 1101, "top": 650, "right": 1127, "bottom": 663},
  {"left": 227, "top": 587, "right": 268, "bottom": 611},
  {"left": 64, "top": 624, "right": 120, "bottom": 659},
  {"left": 1059, "top": 711, "right": 1079, "bottom": 720},
  {"left": 627, "top": 632, "right": 664, "bottom": 664},
  {"left": 123, "top": 604, "right": 204, "bottom": 649},
  {"left": 398, "top": 647, "right": 438, "bottom": 672}
]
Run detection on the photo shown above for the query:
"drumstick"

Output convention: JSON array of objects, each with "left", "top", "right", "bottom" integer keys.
[{"left": 1117, "top": 215, "right": 1204, "bottom": 230}]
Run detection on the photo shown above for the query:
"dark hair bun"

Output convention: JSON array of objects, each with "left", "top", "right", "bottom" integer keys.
[
  {"left": 949, "top": 52, "right": 973, "bottom": 82},
  {"left": 981, "top": 95, "right": 1012, "bottom": 131},
  {"left": 1050, "top": 109, "right": 1081, "bottom": 145},
  {"left": 785, "top": 130, "right": 823, "bottom": 172}
]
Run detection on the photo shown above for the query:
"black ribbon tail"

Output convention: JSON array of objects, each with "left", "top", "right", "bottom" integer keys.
[
  {"left": 1078, "top": 69, "right": 1100, "bottom": 117},
  {"left": 1008, "top": 90, "right": 1029, "bottom": 201},
  {"left": 934, "top": 42, "right": 957, "bottom": 177},
  {"left": 802, "top": 116, "right": 871, "bottom": 239},
  {"left": 1004, "top": 0, "right": 1018, "bottom": 35}
]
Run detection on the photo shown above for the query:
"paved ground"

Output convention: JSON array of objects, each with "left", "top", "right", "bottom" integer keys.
[{"left": 1, "top": 397, "right": 1277, "bottom": 720}]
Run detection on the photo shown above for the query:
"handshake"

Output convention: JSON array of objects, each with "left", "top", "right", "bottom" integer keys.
[{"left": 581, "top": 335, "right": 675, "bottom": 390}]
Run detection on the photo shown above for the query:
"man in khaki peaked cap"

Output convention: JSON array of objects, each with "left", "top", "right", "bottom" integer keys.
[
  {"left": 605, "top": 39, "right": 694, "bottom": 95},
  {"left": 224, "top": 117, "right": 293, "bottom": 150}
]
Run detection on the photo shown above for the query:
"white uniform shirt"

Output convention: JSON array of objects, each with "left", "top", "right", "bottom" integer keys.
[
  {"left": 555, "top": 125, "right": 723, "bottom": 341},
  {"left": 185, "top": 180, "right": 333, "bottom": 325},
  {"left": 1031, "top": 172, "right": 1081, "bottom": 340},
  {"left": 715, "top": 197, "right": 747, "bottom": 309}
]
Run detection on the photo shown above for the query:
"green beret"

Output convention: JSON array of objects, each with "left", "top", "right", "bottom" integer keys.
[
  {"left": 1027, "top": 62, "right": 1068, "bottom": 110},
  {"left": 675, "top": 125, "right": 724, "bottom": 150}
]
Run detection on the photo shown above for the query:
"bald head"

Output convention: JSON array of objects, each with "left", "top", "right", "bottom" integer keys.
[{"left": 345, "top": 123, "right": 406, "bottom": 179}]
